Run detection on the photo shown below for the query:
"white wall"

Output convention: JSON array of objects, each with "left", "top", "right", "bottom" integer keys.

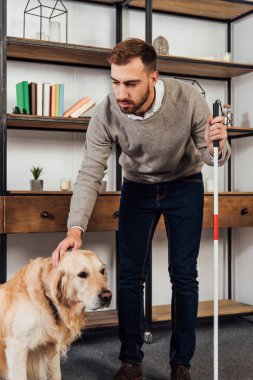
[{"left": 7, "top": 0, "right": 243, "bottom": 308}]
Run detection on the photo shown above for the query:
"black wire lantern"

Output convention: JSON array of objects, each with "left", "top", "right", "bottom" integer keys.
[{"left": 23, "top": 0, "right": 68, "bottom": 43}]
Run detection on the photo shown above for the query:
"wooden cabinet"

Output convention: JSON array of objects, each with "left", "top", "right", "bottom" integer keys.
[
  {"left": 5, "top": 193, "right": 253, "bottom": 234},
  {"left": 4, "top": 194, "right": 120, "bottom": 234}
]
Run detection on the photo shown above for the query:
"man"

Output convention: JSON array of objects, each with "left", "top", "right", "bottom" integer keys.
[{"left": 52, "top": 38, "right": 230, "bottom": 380}]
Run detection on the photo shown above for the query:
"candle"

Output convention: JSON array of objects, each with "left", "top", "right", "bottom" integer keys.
[{"left": 60, "top": 178, "right": 71, "bottom": 191}]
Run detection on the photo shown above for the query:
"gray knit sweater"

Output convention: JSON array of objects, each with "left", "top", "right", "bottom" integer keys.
[{"left": 68, "top": 78, "right": 231, "bottom": 232}]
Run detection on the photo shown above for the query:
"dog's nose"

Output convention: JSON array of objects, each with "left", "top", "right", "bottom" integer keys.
[{"left": 98, "top": 289, "right": 112, "bottom": 307}]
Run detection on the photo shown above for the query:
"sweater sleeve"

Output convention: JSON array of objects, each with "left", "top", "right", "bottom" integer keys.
[
  {"left": 67, "top": 106, "right": 114, "bottom": 232},
  {"left": 190, "top": 91, "right": 231, "bottom": 167}
]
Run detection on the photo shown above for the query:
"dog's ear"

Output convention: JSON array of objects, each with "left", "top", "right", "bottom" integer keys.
[{"left": 56, "top": 271, "right": 70, "bottom": 307}]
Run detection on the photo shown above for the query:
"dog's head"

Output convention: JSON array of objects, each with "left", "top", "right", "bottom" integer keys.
[{"left": 52, "top": 250, "right": 112, "bottom": 312}]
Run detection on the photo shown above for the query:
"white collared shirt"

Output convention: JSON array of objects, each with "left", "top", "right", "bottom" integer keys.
[{"left": 127, "top": 79, "right": 164, "bottom": 121}]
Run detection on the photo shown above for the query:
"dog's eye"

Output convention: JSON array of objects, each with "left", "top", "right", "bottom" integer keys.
[
  {"left": 100, "top": 268, "right": 106, "bottom": 276},
  {"left": 78, "top": 271, "right": 88, "bottom": 279}
]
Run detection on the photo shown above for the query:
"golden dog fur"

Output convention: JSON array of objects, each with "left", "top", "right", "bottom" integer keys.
[{"left": 0, "top": 250, "right": 112, "bottom": 380}]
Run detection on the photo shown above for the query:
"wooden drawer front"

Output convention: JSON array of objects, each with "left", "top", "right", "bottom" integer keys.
[
  {"left": 203, "top": 195, "right": 253, "bottom": 228},
  {"left": 219, "top": 196, "right": 253, "bottom": 228},
  {"left": 4, "top": 195, "right": 120, "bottom": 233},
  {"left": 86, "top": 196, "right": 120, "bottom": 231},
  {"left": 151, "top": 195, "right": 253, "bottom": 230},
  {"left": 203, "top": 196, "right": 213, "bottom": 228},
  {"left": 0, "top": 197, "right": 3, "bottom": 233},
  {"left": 5, "top": 196, "right": 71, "bottom": 233}
]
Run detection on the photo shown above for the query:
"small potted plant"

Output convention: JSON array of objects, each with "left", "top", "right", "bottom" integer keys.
[{"left": 30, "top": 166, "right": 44, "bottom": 191}]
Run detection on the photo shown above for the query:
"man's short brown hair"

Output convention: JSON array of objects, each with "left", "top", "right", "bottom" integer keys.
[{"left": 107, "top": 38, "right": 157, "bottom": 72}]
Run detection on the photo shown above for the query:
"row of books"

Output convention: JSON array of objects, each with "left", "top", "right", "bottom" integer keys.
[{"left": 16, "top": 81, "right": 96, "bottom": 118}]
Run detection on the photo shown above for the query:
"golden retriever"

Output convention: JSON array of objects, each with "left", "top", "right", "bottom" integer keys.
[{"left": 0, "top": 250, "right": 112, "bottom": 380}]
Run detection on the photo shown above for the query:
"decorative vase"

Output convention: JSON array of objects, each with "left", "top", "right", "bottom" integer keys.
[
  {"left": 30, "top": 179, "right": 44, "bottom": 191},
  {"left": 153, "top": 36, "right": 169, "bottom": 55}
]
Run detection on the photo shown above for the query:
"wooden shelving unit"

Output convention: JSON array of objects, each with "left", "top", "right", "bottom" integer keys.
[
  {"left": 7, "top": 37, "right": 253, "bottom": 80},
  {"left": 2, "top": 0, "right": 253, "bottom": 326},
  {"left": 6, "top": 114, "right": 89, "bottom": 132},
  {"left": 85, "top": 300, "right": 253, "bottom": 329}
]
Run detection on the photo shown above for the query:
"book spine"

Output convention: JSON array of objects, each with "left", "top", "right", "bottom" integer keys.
[
  {"left": 16, "top": 82, "right": 25, "bottom": 113},
  {"left": 63, "top": 96, "right": 90, "bottom": 117},
  {"left": 36, "top": 82, "right": 43, "bottom": 116},
  {"left": 16, "top": 81, "right": 30, "bottom": 114},
  {"left": 70, "top": 99, "right": 96, "bottom": 118},
  {"left": 59, "top": 83, "right": 64, "bottom": 117},
  {"left": 55, "top": 84, "right": 60, "bottom": 117},
  {"left": 29, "top": 82, "right": 37, "bottom": 115},
  {"left": 23, "top": 81, "right": 30, "bottom": 114},
  {"left": 42, "top": 82, "right": 50, "bottom": 116},
  {"left": 50, "top": 84, "right": 56, "bottom": 117}
]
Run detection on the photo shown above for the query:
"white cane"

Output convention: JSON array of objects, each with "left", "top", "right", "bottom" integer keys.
[{"left": 213, "top": 100, "right": 220, "bottom": 380}]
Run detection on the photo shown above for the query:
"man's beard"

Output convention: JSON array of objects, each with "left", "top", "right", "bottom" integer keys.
[{"left": 117, "top": 86, "right": 150, "bottom": 115}]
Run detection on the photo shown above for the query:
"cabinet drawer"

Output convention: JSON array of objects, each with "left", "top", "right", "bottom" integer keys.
[
  {"left": 154, "top": 195, "right": 253, "bottom": 230},
  {"left": 87, "top": 196, "right": 120, "bottom": 232},
  {"left": 5, "top": 196, "right": 71, "bottom": 233},
  {"left": 5, "top": 195, "right": 120, "bottom": 233},
  {"left": 219, "top": 196, "right": 253, "bottom": 227},
  {"left": 0, "top": 197, "right": 3, "bottom": 233},
  {"left": 203, "top": 195, "right": 253, "bottom": 228}
]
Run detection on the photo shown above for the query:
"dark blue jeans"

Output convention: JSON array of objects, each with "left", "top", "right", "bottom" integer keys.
[{"left": 117, "top": 172, "right": 204, "bottom": 369}]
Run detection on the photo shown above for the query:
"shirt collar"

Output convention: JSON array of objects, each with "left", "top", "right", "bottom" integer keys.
[{"left": 127, "top": 79, "right": 164, "bottom": 121}]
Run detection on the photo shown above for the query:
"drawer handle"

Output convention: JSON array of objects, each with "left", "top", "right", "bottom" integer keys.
[
  {"left": 241, "top": 208, "right": 249, "bottom": 216},
  {"left": 40, "top": 211, "right": 49, "bottom": 218},
  {"left": 113, "top": 210, "right": 119, "bottom": 219}
]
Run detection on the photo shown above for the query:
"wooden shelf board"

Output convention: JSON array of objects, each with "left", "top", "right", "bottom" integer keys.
[
  {"left": 157, "top": 55, "right": 253, "bottom": 79},
  {"left": 6, "top": 118, "right": 253, "bottom": 136},
  {"left": 7, "top": 114, "right": 90, "bottom": 132},
  {"left": 7, "top": 37, "right": 253, "bottom": 79},
  {"left": 7, "top": 37, "right": 111, "bottom": 68},
  {"left": 128, "top": 0, "right": 253, "bottom": 21},
  {"left": 85, "top": 300, "right": 253, "bottom": 329},
  {"left": 228, "top": 126, "right": 253, "bottom": 137}
]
